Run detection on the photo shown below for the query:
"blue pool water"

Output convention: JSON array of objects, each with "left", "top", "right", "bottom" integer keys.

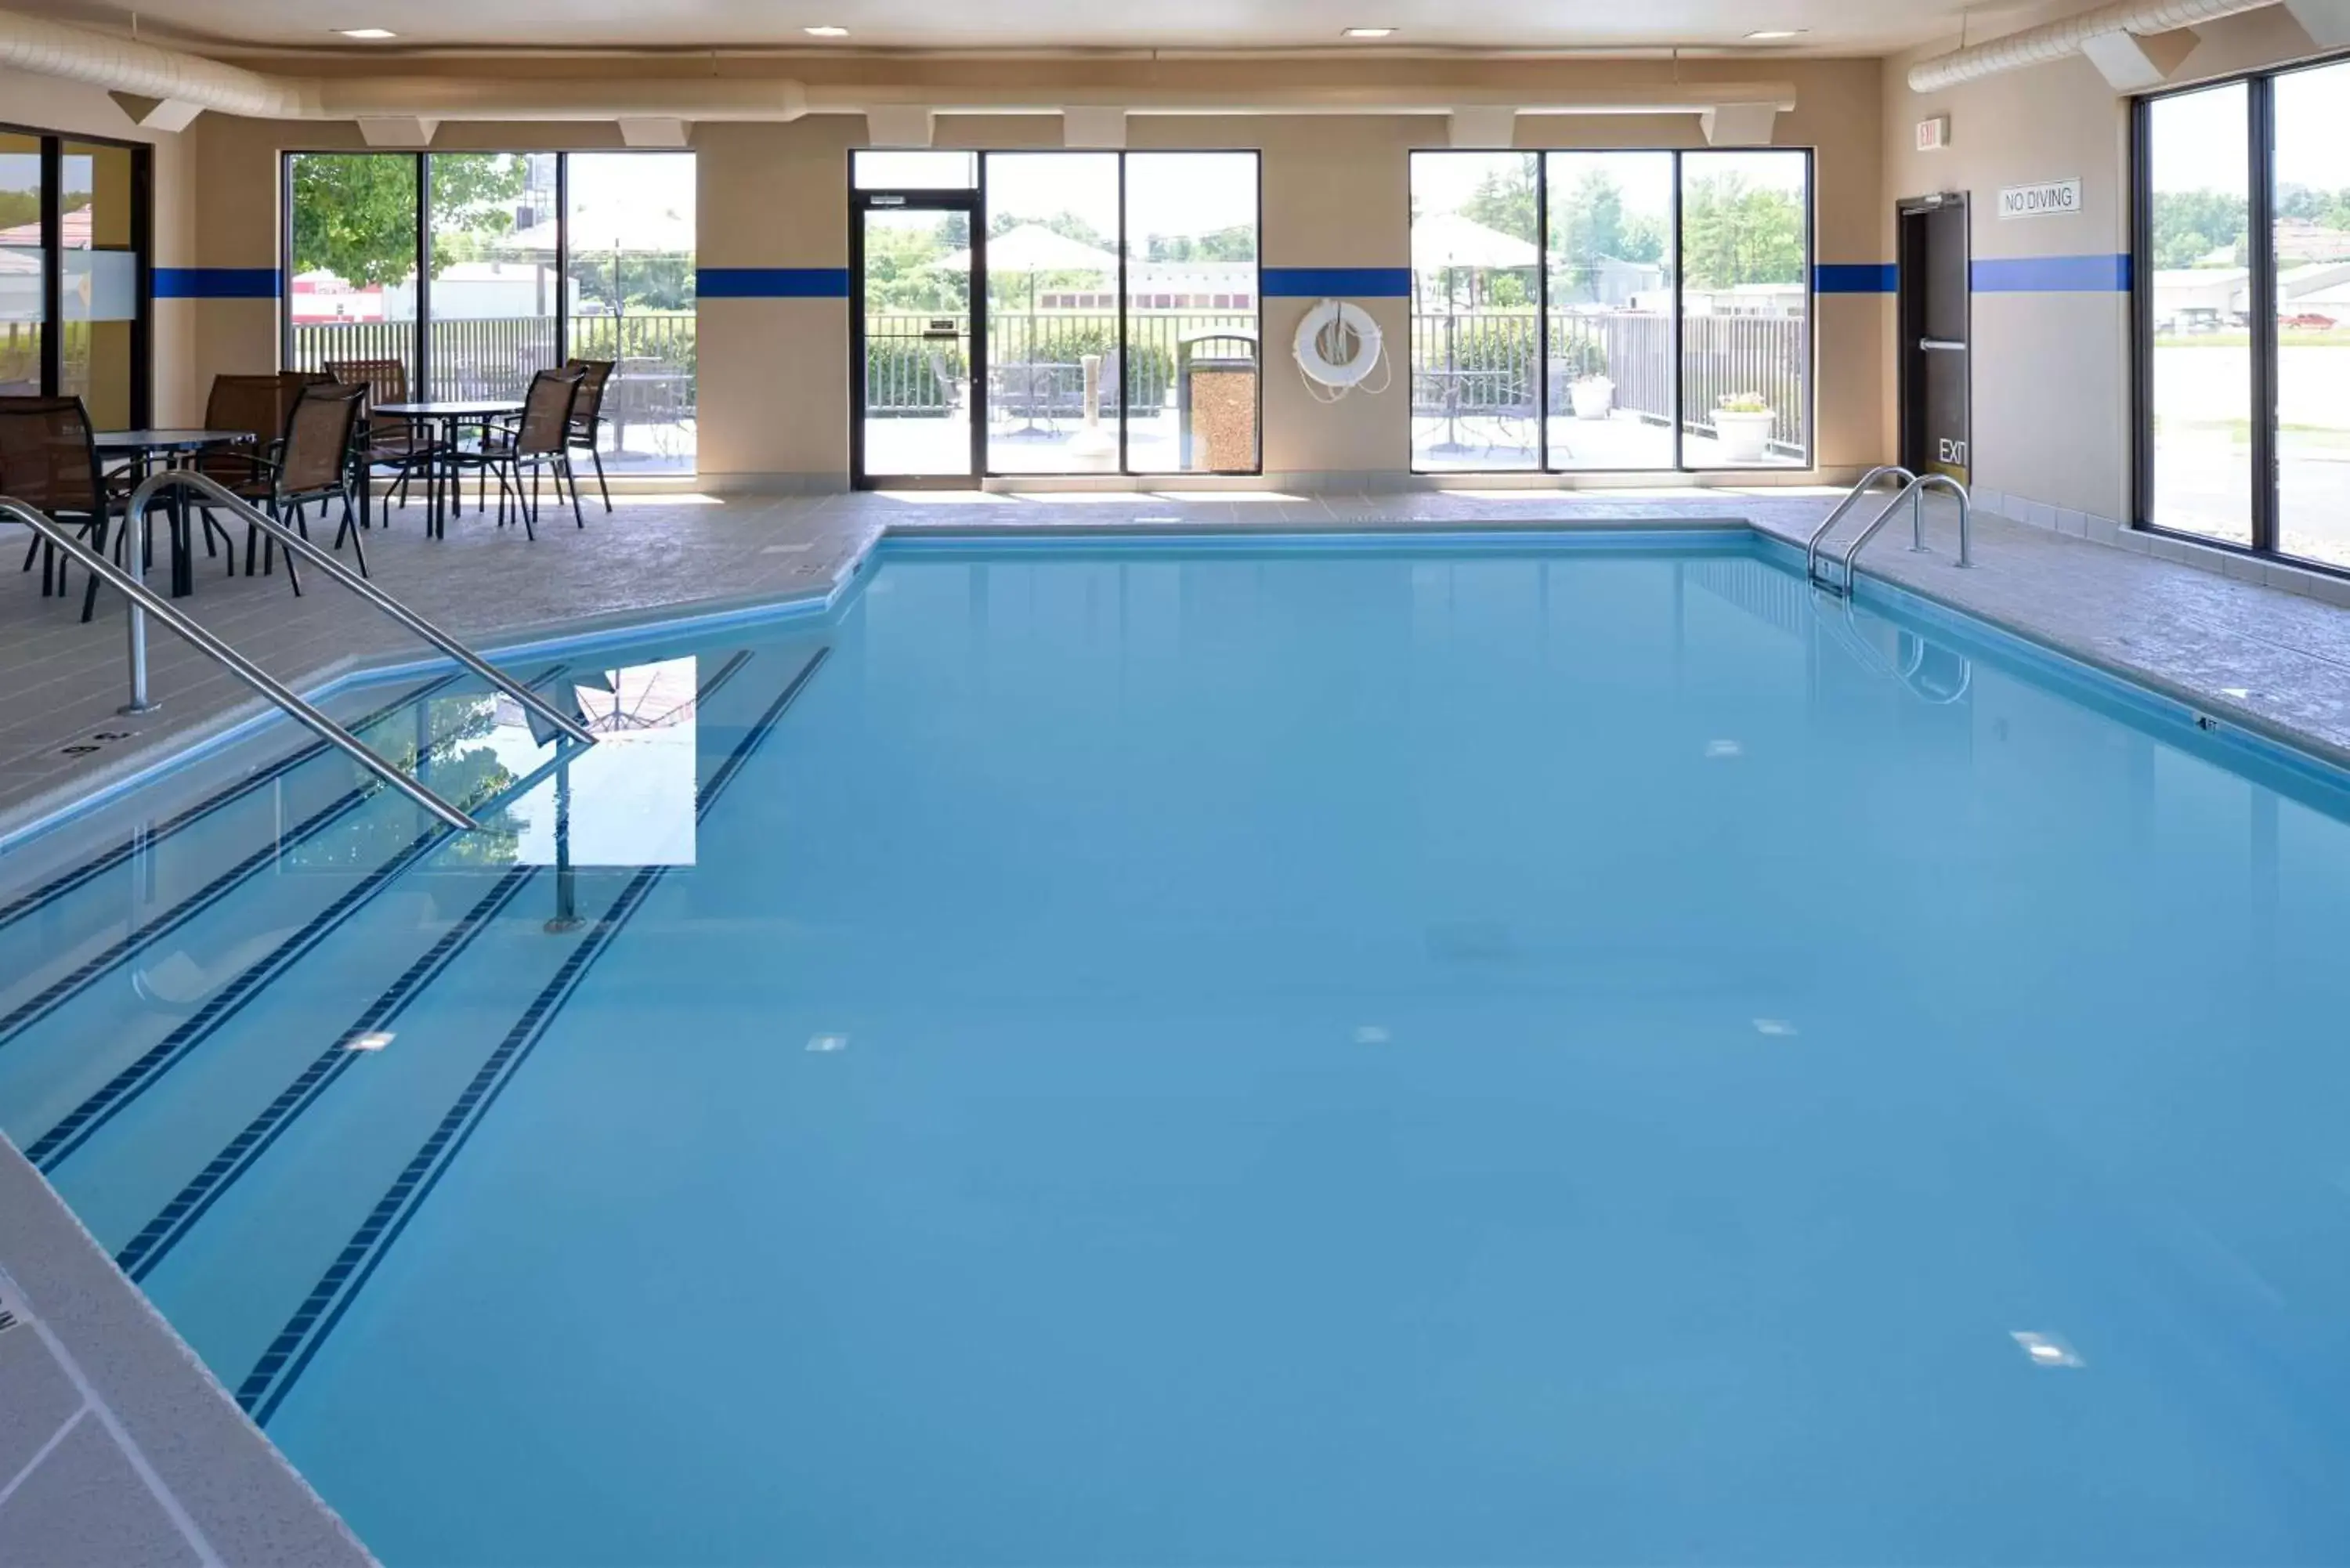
[{"left": 7, "top": 534, "right": 2350, "bottom": 1564}]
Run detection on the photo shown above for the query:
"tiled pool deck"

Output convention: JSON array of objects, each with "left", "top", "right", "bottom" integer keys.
[{"left": 7, "top": 481, "right": 2350, "bottom": 1560}]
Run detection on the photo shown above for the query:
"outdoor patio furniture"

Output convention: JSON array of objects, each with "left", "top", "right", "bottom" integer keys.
[
  {"left": 464, "top": 367, "right": 588, "bottom": 538},
  {"left": 324, "top": 356, "right": 439, "bottom": 513},
  {"left": 2, "top": 395, "right": 118, "bottom": 612},
  {"left": 193, "top": 373, "right": 317, "bottom": 572},
  {"left": 989, "top": 362, "right": 1085, "bottom": 432},
  {"left": 561, "top": 357, "right": 616, "bottom": 513},
  {"left": 199, "top": 380, "right": 372, "bottom": 583}
]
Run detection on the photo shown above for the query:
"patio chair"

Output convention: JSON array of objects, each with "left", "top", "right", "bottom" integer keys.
[
  {"left": 561, "top": 357, "right": 616, "bottom": 514},
  {"left": 1, "top": 396, "right": 117, "bottom": 618},
  {"left": 464, "top": 367, "right": 587, "bottom": 540},
  {"left": 192, "top": 372, "right": 315, "bottom": 573},
  {"left": 198, "top": 380, "right": 371, "bottom": 587},
  {"left": 324, "top": 357, "right": 437, "bottom": 514}
]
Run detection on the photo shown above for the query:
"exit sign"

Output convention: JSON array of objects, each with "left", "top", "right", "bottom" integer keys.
[{"left": 1917, "top": 115, "right": 1950, "bottom": 152}]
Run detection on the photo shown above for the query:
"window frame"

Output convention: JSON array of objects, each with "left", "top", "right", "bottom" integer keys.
[
  {"left": 279, "top": 147, "right": 692, "bottom": 420},
  {"left": 848, "top": 146, "right": 1267, "bottom": 485},
  {"left": 2, "top": 120, "right": 153, "bottom": 426},
  {"left": 1406, "top": 145, "right": 1817, "bottom": 477},
  {"left": 2131, "top": 52, "right": 2350, "bottom": 574}
]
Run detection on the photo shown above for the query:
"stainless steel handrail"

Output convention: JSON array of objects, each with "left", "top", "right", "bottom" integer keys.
[
  {"left": 2, "top": 496, "right": 479, "bottom": 831},
  {"left": 1804, "top": 465, "right": 1916, "bottom": 583},
  {"left": 1813, "top": 472, "right": 1974, "bottom": 594},
  {"left": 123, "top": 470, "right": 598, "bottom": 747}
]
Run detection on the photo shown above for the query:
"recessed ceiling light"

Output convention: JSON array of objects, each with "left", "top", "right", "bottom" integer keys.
[
  {"left": 1744, "top": 28, "right": 1806, "bottom": 40},
  {"left": 804, "top": 24, "right": 850, "bottom": 36},
  {"left": 335, "top": 27, "right": 397, "bottom": 38},
  {"left": 1343, "top": 27, "right": 1397, "bottom": 38}
]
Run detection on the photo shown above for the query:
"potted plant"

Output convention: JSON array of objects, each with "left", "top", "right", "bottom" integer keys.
[
  {"left": 1566, "top": 339, "right": 1613, "bottom": 420},
  {"left": 1712, "top": 392, "right": 1777, "bottom": 462}
]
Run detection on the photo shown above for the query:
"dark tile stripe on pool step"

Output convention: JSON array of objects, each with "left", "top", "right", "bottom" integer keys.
[
  {"left": 114, "top": 864, "right": 543, "bottom": 1281},
  {"left": 0, "top": 672, "right": 465, "bottom": 934},
  {"left": 237, "top": 645, "right": 829, "bottom": 1425},
  {"left": 17, "top": 696, "right": 629, "bottom": 1172},
  {"left": 0, "top": 667, "right": 567, "bottom": 1053}
]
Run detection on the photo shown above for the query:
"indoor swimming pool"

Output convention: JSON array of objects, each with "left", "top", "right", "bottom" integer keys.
[{"left": 5, "top": 532, "right": 2350, "bottom": 1565}]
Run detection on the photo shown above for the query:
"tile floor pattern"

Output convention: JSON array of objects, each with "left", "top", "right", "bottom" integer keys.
[{"left": 9, "top": 485, "right": 2350, "bottom": 841}]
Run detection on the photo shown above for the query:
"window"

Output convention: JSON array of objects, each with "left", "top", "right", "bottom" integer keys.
[
  {"left": 568, "top": 152, "right": 697, "bottom": 472},
  {"left": 850, "top": 148, "right": 1262, "bottom": 482},
  {"left": 2135, "top": 61, "right": 2350, "bottom": 570},
  {"left": 0, "top": 126, "right": 148, "bottom": 420},
  {"left": 1411, "top": 148, "right": 1813, "bottom": 474},
  {"left": 0, "top": 132, "right": 42, "bottom": 398},
  {"left": 1680, "top": 150, "right": 1811, "bottom": 470},
  {"left": 284, "top": 150, "right": 697, "bottom": 472},
  {"left": 2141, "top": 84, "right": 2252, "bottom": 547}
]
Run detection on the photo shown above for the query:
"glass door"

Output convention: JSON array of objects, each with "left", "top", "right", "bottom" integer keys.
[{"left": 854, "top": 197, "right": 979, "bottom": 486}]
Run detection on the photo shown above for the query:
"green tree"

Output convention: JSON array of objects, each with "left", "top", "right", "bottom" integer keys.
[
  {"left": 1460, "top": 160, "right": 1538, "bottom": 247},
  {"left": 1680, "top": 173, "right": 1804, "bottom": 289},
  {"left": 2150, "top": 187, "right": 2249, "bottom": 269},
  {"left": 1144, "top": 226, "right": 1256, "bottom": 262},
  {"left": 289, "top": 154, "right": 527, "bottom": 285}
]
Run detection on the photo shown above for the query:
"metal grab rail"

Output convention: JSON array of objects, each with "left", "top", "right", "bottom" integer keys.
[
  {"left": 1809, "top": 472, "right": 1974, "bottom": 594},
  {"left": 124, "top": 470, "right": 596, "bottom": 748},
  {"left": 1, "top": 496, "right": 479, "bottom": 832},
  {"left": 1804, "top": 465, "right": 1915, "bottom": 583}
]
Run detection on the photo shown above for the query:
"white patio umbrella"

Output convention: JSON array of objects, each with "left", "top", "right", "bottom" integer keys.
[
  {"left": 937, "top": 222, "right": 1119, "bottom": 276},
  {"left": 1411, "top": 211, "right": 1539, "bottom": 273}
]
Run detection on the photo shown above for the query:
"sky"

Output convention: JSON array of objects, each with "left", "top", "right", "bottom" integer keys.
[{"left": 2150, "top": 61, "right": 2350, "bottom": 194}]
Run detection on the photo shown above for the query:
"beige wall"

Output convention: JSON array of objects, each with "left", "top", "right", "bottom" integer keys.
[
  {"left": 1, "top": 67, "right": 197, "bottom": 423},
  {"left": 157, "top": 54, "right": 1887, "bottom": 490}
]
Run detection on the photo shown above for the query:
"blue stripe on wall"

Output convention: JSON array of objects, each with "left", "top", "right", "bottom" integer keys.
[
  {"left": 1972, "top": 253, "right": 2131, "bottom": 293},
  {"left": 154, "top": 268, "right": 280, "bottom": 300},
  {"left": 698, "top": 266, "right": 851, "bottom": 298},
  {"left": 1815, "top": 262, "right": 1896, "bottom": 294},
  {"left": 1261, "top": 266, "right": 1413, "bottom": 298}
]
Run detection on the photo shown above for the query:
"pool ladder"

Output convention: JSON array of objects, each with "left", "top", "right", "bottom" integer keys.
[
  {"left": 2, "top": 474, "right": 595, "bottom": 832},
  {"left": 1805, "top": 465, "right": 1973, "bottom": 594}
]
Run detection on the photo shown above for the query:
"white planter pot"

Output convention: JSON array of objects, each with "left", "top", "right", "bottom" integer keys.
[
  {"left": 1570, "top": 378, "right": 1614, "bottom": 420},
  {"left": 1712, "top": 410, "right": 1776, "bottom": 463}
]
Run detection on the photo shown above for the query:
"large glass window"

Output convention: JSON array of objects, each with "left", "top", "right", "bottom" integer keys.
[
  {"left": 1680, "top": 150, "right": 1811, "bottom": 470},
  {"left": 0, "top": 127, "right": 146, "bottom": 419},
  {"left": 1410, "top": 148, "right": 1812, "bottom": 474},
  {"left": 2143, "top": 84, "right": 2253, "bottom": 546},
  {"left": 851, "top": 148, "right": 1262, "bottom": 483},
  {"left": 286, "top": 150, "right": 697, "bottom": 471},
  {"left": 568, "top": 152, "right": 696, "bottom": 473},
  {"left": 2271, "top": 64, "right": 2350, "bottom": 569},
  {"left": 1125, "top": 152, "right": 1259, "bottom": 474},
  {"left": 2131, "top": 63, "right": 2350, "bottom": 570},
  {"left": 1411, "top": 152, "right": 1541, "bottom": 471},
  {"left": 59, "top": 141, "right": 139, "bottom": 428},
  {"left": 0, "top": 132, "right": 42, "bottom": 397},
  {"left": 985, "top": 152, "right": 1122, "bottom": 475},
  {"left": 287, "top": 152, "right": 420, "bottom": 385},
  {"left": 1546, "top": 151, "right": 1675, "bottom": 471},
  {"left": 428, "top": 152, "right": 555, "bottom": 402}
]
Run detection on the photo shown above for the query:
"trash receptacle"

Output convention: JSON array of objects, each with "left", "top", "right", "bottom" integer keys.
[{"left": 1178, "top": 329, "right": 1259, "bottom": 472}]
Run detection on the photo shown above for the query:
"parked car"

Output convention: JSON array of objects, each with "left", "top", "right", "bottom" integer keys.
[{"left": 2280, "top": 311, "right": 2338, "bottom": 330}]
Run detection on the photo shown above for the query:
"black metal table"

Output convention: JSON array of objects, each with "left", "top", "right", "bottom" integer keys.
[
  {"left": 374, "top": 401, "right": 522, "bottom": 540},
  {"left": 95, "top": 428, "right": 258, "bottom": 597}
]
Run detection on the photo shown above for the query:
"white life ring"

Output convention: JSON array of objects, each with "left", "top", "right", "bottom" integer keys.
[{"left": 1293, "top": 300, "right": 1383, "bottom": 388}]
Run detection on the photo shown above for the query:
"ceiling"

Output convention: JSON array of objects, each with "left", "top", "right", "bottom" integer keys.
[{"left": 27, "top": 0, "right": 2037, "bottom": 56}]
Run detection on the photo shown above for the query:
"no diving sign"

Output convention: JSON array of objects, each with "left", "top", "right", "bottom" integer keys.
[{"left": 1999, "top": 179, "right": 2081, "bottom": 219}]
